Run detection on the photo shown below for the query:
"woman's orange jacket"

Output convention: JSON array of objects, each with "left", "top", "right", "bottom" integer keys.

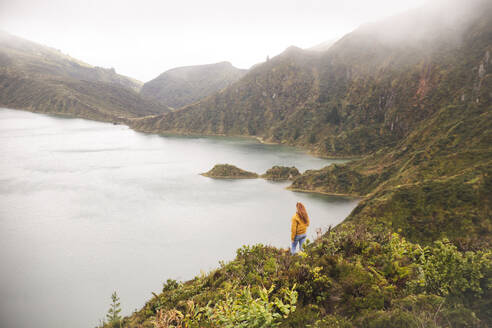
[{"left": 291, "top": 213, "right": 309, "bottom": 241}]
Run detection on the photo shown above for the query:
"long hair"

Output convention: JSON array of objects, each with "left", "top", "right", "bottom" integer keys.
[{"left": 296, "top": 202, "right": 309, "bottom": 224}]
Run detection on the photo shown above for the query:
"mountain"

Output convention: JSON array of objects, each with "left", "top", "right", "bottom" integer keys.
[
  {"left": 290, "top": 95, "right": 491, "bottom": 248},
  {"left": 288, "top": 0, "right": 492, "bottom": 249},
  {"left": 0, "top": 31, "right": 170, "bottom": 122},
  {"left": 130, "top": 0, "right": 490, "bottom": 157},
  {"left": 140, "top": 62, "right": 247, "bottom": 109},
  {"left": 130, "top": 0, "right": 491, "bottom": 248},
  {"left": 102, "top": 2, "right": 492, "bottom": 327}
]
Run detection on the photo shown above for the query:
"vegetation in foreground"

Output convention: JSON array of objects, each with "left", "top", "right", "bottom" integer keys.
[
  {"left": 102, "top": 223, "right": 491, "bottom": 328},
  {"left": 108, "top": 95, "right": 492, "bottom": 325},
  {"left": 104, "top": 3, "right": 491, "bottom": 327}
]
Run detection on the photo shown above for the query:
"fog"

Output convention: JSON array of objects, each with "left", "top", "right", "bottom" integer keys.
[
  {"left": 356, "top": 0, "right": 489, "bottom": 46},
  {"left": 0, "top": 0, "right": 431, "bottom": 81}
]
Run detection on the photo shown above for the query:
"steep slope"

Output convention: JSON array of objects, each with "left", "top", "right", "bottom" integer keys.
[
  {"left": 113, "top": 227, "right": 492, "bottom": 328},
  {"left": 291, "top": 99, "right": 491, "bottom": 248},
  {"left": 0, "top": 31, "right": 142, "bottom": 91},
  {"left": 289, "top": 1, "right": 492, "bottom": 248},
  {"left": 131, "top": 46, "right": 322, "bottom": 137},
  {"left": 129, "top": 0, "right": 492, "bottom": 246},
  {"left": 104, "top": 2, "right": 492, "bottom": 328},
  {"left": 0, "top": 31, "right": 170, "bottom": 122},
  {"left": 131, "top": 0, "right": 490, "bottom": 158},
  {"left": 140, "top": 62, "right": 247, "bottom": 109}
]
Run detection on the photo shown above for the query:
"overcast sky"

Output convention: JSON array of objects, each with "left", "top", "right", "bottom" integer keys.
[{"left": 0, "top": 0, "right": 430, "bottom": 82}]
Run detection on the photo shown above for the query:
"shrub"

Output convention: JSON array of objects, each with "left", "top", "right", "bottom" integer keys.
[{"left": 204, "top": 284, "right": 297, "bottom": 328}]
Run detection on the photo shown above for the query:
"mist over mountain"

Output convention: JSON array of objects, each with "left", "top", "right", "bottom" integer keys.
[
  {"left": 0, "top": 31, "right": 170, "bottom": 122},
  {"left": 119, "top": 3, "right": 492, "bottom": 326},
  {"left": 307, "top": 39, "right": 336, "bottom": 52},
  {"left": 140, "top": 62, "right": 247, "bottom": 109},
  {"left": 1, "top": 0, "right": 491, "bottom": 327},
  {"left": 131, "top": 0, "right": 490, "bottom": 156},
  {"left": 130, "top": 0, "right": 491, "bottom": 247}
]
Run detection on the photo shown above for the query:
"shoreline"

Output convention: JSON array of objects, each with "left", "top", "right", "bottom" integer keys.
[
  {"left": 128, "top": 116, "right": 358, "bottom": 161},
  {"left": 131, "top": 126, "right": 358, "bottom": 160},
  {"left": 286, "top": 187, "right": 363, "bottom": 199},
  {"left": 1, "top": 106, "right": 361, "bottom": 198}
]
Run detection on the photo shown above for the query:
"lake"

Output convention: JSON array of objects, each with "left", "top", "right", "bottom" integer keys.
[{"left": 0, "top": 108, "right": 359, "bottom": 328}]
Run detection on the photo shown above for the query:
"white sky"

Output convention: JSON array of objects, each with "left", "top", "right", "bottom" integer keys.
[{"left": 0, "top": 0, "right": 430, "bottom": 82}]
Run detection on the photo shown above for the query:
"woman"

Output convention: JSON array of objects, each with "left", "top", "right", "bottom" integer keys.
[{"left": 291, "top": 202, "right": 310, "bottom": 254}]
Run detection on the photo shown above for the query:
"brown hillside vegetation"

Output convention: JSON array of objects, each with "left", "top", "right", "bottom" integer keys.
[
  {"left": 130, "top": 0, "right": 492, "bottom": 248},
  {"left": 0, "top": 31, "right": 170, "bottom": 122},
  {"left": 130, "top": 1, "right": 490, "bottom": 157},
  {"left": 101, "top": 1, "right": 492, "bottom": 328}
]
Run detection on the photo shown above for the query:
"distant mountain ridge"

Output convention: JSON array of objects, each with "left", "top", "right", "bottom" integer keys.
[
  {"left": 130, "top": 0, "right": 492, "bottom": 248},
  {"left": 0, "top": 31, "right": 169, "bottom": 122},
  {"left": 130, "top": 0, "right": 491, "bottom": 157},
  {"left": 0, "top": 2, "right": 490, "bottom": 327},
  {"left": 140, "top": 61, "right": 247, "bottom": 109}
]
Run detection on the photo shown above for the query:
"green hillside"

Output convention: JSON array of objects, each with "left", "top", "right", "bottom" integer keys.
[
  {"left": 128, "top": 0, "right": 491, "bottom": 248},
  {"left": 287, "top": 1, "right": 492, "bottom": 249},
  {"left": 113, "top": 224, "right": 491, "bottom": 328},
  {"left": 291, "top": 99, "right": 491, "bottom": 248},
  {"left": 0, "top": 31, "right": 170, "bottom": 122},
  {"left": 140, "top": 62, "right": 247, "bottom": 109},
  {"left": 111, "top": 1, "right": 492, "bottom": 327},
  {"left": 130, "top": 1, "right": 490, "bottom": 157}
]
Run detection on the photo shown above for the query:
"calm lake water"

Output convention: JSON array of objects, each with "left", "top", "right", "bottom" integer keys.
[{"left": 0, "top": 108, "right": 359, "bottom": 328}]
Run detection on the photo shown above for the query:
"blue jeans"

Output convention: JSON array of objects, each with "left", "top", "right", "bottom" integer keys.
[{"left": 291, "top": 234, "right": 307, "bottom": 254}]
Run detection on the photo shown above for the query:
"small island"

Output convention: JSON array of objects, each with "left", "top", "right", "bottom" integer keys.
[
  {"left": 201, "top": 164, "right": 259, "bottom": 179},
  {"left": 261, "top": 165, "right": 300, "bottom": 181}
]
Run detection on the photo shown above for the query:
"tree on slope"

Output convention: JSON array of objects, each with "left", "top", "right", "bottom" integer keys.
[{"left": 106, "top": 291, "right": 122, "bottom": 328}]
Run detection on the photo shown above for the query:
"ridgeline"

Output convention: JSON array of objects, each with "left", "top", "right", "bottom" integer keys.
[
  {"left": 111, "top": 1, "right": 492, "bottom": 327},
  {"left": 0, "top": 31, "right": 170, "bottom": 123},
  {"left": 129, "top": 0, "right": 491, "bottom": 249},
  {"left": 0, "top": 1, "right": 490, "bottom": 327},
  {"left": 140, "top": 62, "right": 247, "bottom": 109}
]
